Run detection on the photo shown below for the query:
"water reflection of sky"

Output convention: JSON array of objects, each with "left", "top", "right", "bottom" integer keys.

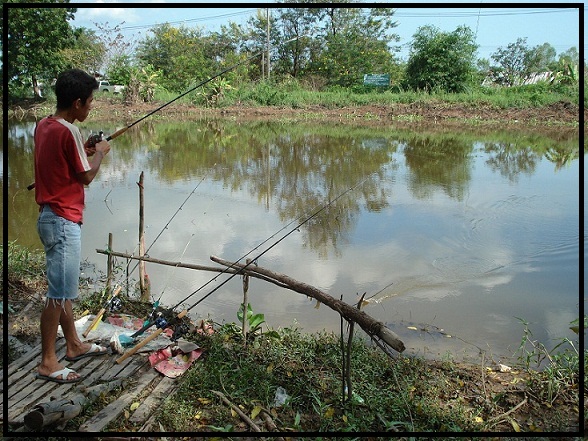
[
  {"left": 88, "top": 153, "right": 577, "bottom": 362},
  {"left": 7, "top": 120, "right": 581, "bottom": 363}
]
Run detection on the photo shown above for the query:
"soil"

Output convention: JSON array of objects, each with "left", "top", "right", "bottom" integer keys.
[{"left": 8, "top": 97, "right": 582, "bottom": 132}]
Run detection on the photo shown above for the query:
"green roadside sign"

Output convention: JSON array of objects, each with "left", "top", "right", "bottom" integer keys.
[{"left": 363, "top": 74, "right": 390, "bottom": 87}]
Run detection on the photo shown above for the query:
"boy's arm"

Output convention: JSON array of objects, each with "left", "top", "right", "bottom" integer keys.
[{"left": 77, "top": 140, "right": 110, "bottom": 185}]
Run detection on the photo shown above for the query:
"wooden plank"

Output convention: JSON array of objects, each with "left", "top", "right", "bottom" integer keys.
[
  {"left": 8, "top": 353, "right": 114, "bottom": 425},
  {"left": 78, "top": 366, "right": 160, "bottom": 432},
  {"left": 113, "top": 354, "right": 150, "bottom": 379},
  {"left": 8, "top": 376, "right": 64, "bottom": 424},
  {"left": 48, "top": 355, "right": 115, "bottom": 400},
  {"left": 128, "top": 375, "right": 176, "bottom": 425},
  {"left": 100, "top": 353, "right": 147, "bottom": 382},
  {"left": 22, "top": 379, "right": 126, "bottom": 431},
  {"left": 9, "top": 355, "right": 124, "bottom": 425},
  {"left": 8, "top": 339, "right": 65, "bottom": 379},
  {"left": 75, "top": 355, "right": 118, "bottom": 386}
]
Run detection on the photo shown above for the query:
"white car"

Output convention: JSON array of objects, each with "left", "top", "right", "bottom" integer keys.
[{"left": 98, "top": 80, "right": 125, "bottom": 94}]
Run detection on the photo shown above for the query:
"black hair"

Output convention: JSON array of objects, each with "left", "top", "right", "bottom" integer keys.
[{"left": 55, "top": 69, "right": 98, "bottom": 111}]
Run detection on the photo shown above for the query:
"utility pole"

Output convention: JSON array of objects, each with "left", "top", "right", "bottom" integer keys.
[{"left": 267, "top": 8, "right": 271, "bottom": 80}]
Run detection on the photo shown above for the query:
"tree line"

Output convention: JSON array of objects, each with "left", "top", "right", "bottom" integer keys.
[{"left": 3, "top": 1, "right": 580, "bottom": 101}]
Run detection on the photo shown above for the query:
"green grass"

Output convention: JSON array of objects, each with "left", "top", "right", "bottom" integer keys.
[
  {"left": 152, "top": 325, "right": 480, "bottom": 433},
  {"left": 3, "top": 241, "right": 46, "bottom": 283},
  {"left": 144, "top": 79, "right": 580, "bottom": 111}
]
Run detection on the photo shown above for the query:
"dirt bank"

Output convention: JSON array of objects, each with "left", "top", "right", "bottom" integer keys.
[{"left": 8, "top": 98, "right": 582, "bottom": 130}]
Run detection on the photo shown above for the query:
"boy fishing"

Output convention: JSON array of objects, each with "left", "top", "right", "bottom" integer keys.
[{"left": 34, "top": 69, "right": 111, "bottom": 383}]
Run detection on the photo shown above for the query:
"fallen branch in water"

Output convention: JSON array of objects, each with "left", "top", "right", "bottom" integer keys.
[{"left": 210, "top": 256, "right": 405, "bottom": 354}]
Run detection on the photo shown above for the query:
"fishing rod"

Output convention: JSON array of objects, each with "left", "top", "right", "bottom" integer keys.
[
  {"left": 128, "top": 191, "right": 320, "bottom": 338},
  {"left": 117, "top": 177, "right": 369, "bottom": 362},
  {"left": 175, "top": 176, "right": 372, "bottom": 312},
  {"left": 27, "top": 34, "right": 307, "bottom": 191},
  {"left": 128, "top": 170, "right": 339, "bottom": 338}
]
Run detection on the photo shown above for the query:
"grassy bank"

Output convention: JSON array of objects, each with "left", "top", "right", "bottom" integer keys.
[
  {"left": 199, "top": 80, "right": 581, "bottom": 109},
  {"left": 3, "top": 242, "right": 583, "bottom": 434},
  {"left": 7, "top": 80, "right": 580, "bottom": 126}
]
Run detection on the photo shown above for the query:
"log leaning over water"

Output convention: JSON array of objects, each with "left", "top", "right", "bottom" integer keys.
[{"left": 210, "top": 256, "right": 405, "bottom": 353}]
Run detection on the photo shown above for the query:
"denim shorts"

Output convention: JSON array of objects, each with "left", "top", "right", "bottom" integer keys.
[{"left": 37, "top": 206, "right": 81, "bottom": 300}]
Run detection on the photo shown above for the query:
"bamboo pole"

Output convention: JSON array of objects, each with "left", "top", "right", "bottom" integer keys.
[
  {"left": 242, "top": 258, "right": 251, "bottom": 343},
  {"left": 138, "top": 172, "right": 148, "bottom": 301},
  {"left": 211, "top": 256, "right": 405, "bottom": 353},
  {"left": 106, "top": 233, "right": 113, "bottom": 296}
]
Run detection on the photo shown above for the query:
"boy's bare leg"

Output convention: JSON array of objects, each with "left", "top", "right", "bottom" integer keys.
[
  {"left": 38, "top": 299, "right": 80, "bottom": 381},
  {"left": 59, "top": 299, "right": 97, "bottom": 359}
]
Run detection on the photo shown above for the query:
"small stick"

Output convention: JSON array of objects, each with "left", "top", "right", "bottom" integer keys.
[
  {"left": 211, "top": 390, "right": 261, "bottom": 432},
  {"left": 487, "top": 397, "right": 528, "bottom": 425}
]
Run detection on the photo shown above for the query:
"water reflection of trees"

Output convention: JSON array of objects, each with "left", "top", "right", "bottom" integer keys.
[
  {"left": 142, "top": 121, "right": 398, "bottom": 257},
  {"left": 7, "top": 119, "right": 579, "bottom": 256},
  {"left": 403, "top": 136, "right": 473, "bottom": 201},
  {"left": 482, "top": 142, "right": 541, "bottom": 182},
  {"left": 543, "top": 146, "right": 580, "bottom": 171}
]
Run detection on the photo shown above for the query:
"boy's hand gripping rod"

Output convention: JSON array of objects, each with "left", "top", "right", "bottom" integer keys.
[{"left": 27, "top": 35, "right": 306, "bottom": 191}]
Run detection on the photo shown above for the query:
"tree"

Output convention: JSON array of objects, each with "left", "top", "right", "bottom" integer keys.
[
  {"left": 307, "top": 8, "right": 399, "bottom": 88},
  {"left": 490, "top": 37, "right": 532, "bottom": 86},
  {"left": 5, "top": 3, "right": 76, "bottom": 98},
  {"left": 91, "top": 21, "right": 137, "bottom": 78},
  {"left": 136, "top": 24, "right": 213, "bottom": 92},
  {"left": 273, "top": 6, "right": 319, "bottom": 78},
  {"left": 60, "top": 27, "right": 106, "bottom": 75},
  {"left": 527, "top": 42, "right": 557, "bottom": 72},
  {"left": 405, "top": 25, "right": 478, "bottom": 93},
  {"left": 106, "top": 54, "right": 133, "bottom": 85},
  {"left": 243, "top": 8, "right": 283, "bottom": 80}
]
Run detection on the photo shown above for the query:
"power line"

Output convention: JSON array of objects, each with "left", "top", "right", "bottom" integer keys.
[
  {"left": 115, "top": 7, "right": 577, "bottom": 32},
  {"left": 119, "top": 9, "right": 258, "bottom": 31},
  {"left": 392, "top": 8, "right": 576, "bottom": 18}
]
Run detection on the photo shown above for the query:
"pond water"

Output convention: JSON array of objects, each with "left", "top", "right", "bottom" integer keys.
[{"left": 4, "top": 118, "right": 581, "bottom": 363}]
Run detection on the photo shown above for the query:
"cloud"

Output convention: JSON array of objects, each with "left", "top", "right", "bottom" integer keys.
[{"left": 74, "top": 7, "right": 141, "bottom": 25}]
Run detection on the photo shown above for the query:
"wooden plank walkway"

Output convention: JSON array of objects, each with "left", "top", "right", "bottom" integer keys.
[{"left": 6, "top": 337, "right": 180, "bottom": 433}]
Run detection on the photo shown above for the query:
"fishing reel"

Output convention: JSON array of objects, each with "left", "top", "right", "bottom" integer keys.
[
  {"left": 87, "top": 131, "right": 104, "bottom": 147},
  {"left": 172, "top": 322, "right": 191, "bottom": 341},
  {"left": 108, "top": 296, "right": 123, "bottom": 313},
  {"left": 154, "top": 310, "right": 191, "bottom": 341},
  {"left": 154, "top": 313, "right": 168, "bottom": 329}
]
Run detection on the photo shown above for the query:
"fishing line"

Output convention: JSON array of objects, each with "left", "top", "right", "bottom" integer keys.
[
  {"left": 129, "top": 175, "right": 370, "bottom": 338},
  {"left": 125, "top": 172, "right": 209, "bottom": 278},
  {"left": 158, "top": 232, "right": 196, "bottom": 301},
  {"left": 176, "top": 175, "right": 372, "bottom": 314}
]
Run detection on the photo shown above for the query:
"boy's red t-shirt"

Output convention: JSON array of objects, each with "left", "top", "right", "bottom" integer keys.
[{"left": 34, "top": 116, "right": 92, "bottom": 224}]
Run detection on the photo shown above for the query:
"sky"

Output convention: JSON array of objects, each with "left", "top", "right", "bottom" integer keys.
[{"left": 67, "top": 2, "right": 582, "bottom": 62}]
